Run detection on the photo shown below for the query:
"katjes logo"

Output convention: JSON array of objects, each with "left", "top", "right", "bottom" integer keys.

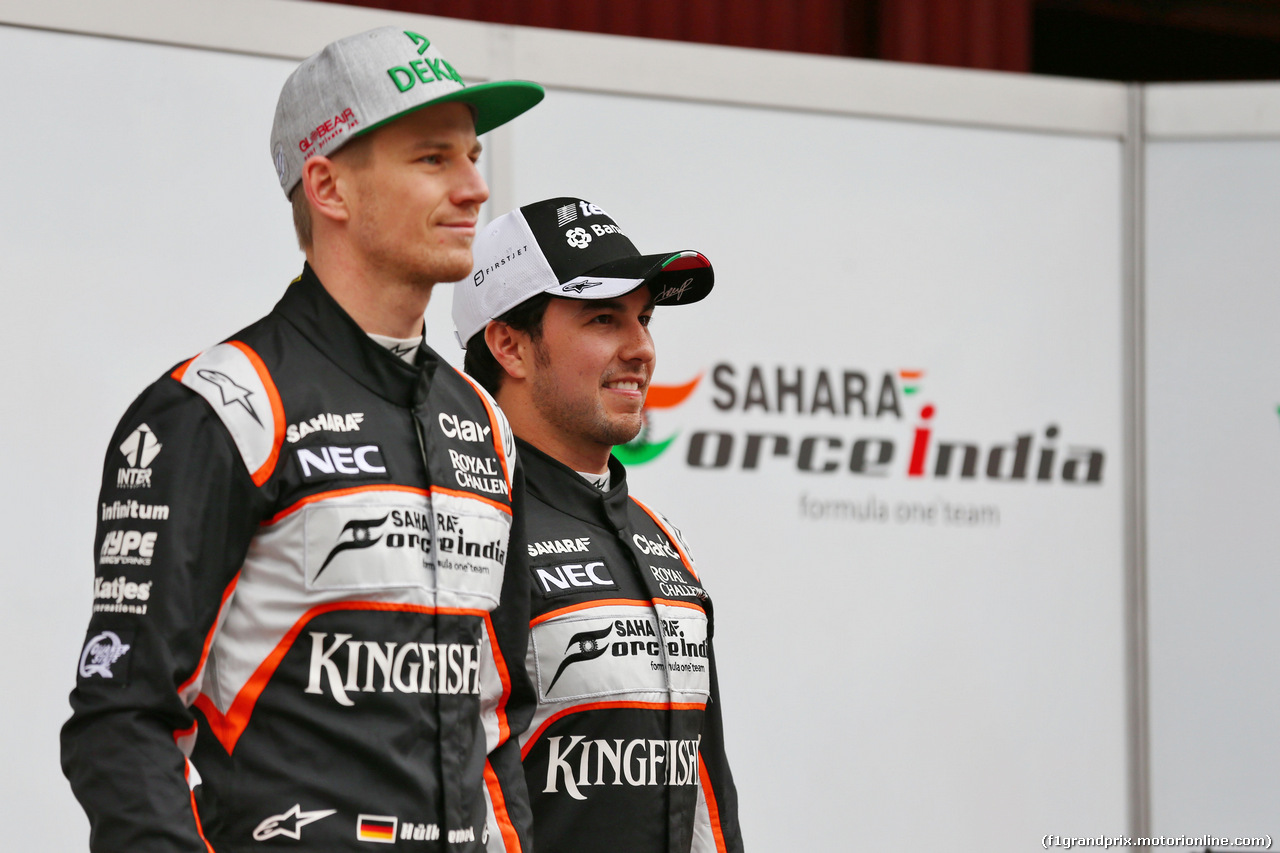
[
  {"left": 613, "top": 374, "right": 703, "bottom": 466},
  {"left": 620, "top": 363, "right": 1106, "bottom": 485}
]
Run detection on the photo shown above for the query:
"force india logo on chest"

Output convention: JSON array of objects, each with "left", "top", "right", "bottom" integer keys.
[
  {"left": 546, "top": 617, "right": 709, "bottom": 694},
  {"left": 304, "top": 632, "right": 480, "bottom": 705}
]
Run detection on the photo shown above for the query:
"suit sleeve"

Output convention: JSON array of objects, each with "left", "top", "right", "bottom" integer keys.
[
  {"left": 61, "top": 377, "right": 265, "bottom": 853},
  {"left": 482, "top": 454, "right": 536, "bottom": 852},
  {"left": 692, "top": 636, "right": 745, "bottom": 853}
]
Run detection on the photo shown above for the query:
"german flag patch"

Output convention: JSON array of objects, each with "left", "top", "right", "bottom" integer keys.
[{"left": 356, "top": 814, "right": 397, "bottom": 843}]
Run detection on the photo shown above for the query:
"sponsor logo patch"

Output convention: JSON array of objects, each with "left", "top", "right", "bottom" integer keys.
[
  {"left": 437, "top": 413, "right": 491, "bottom": 443},
  {"left": 197, "top": 368, "right": 262, "bottom": 426},
  {"left": 533, "top": 612, "right": 710, "bottom": 700},
  {"left": 287, "top": 412, "right": 364, "bottom": 443},
  {"left": 100, "top": 530, "right": 158, "bottom": 566},
  {"left": 446, "top": 448, "right": 507, "bottom": 496},
  {"left": 307, "top": 507, "right": 430, "bottom": 590},
  {"left": 93, "top": 575, "right": 153, "bottom": 615},
  {"left": 528, "top": 537, "right": 592, "bottom": 557},
  {"left": 535, "top": 561, "right": 617, "bottom": 599},
  {"left": 252, "top": 804, "right": 337, "bottom": 841},
  {"left": 306, "top": 632, "right": 482, "bottom": 706},
  {"left": 555, "top": 203, "right": 578, "bottom": 226},
  {"left": 117, "top": 423, "right": 161, "bottom": 489},
  {"left": 296, "top": 444, "right": 388, "bottom": 482},
  {"left": 565, "top": 227, "right": 592, "bottom": 249},
  {"left": 78, "top": 629, "right": 133, "bottom": 682},
  {"left": 542, "top": 734, "right": 702, "bottom": 800},
  {"left": 101, "top": 500, "right": 169, "bottom": 522}
]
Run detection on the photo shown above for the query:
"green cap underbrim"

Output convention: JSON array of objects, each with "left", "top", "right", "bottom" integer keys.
[{"left": 353, "top": 79, "right": 546, "bottom": 140}]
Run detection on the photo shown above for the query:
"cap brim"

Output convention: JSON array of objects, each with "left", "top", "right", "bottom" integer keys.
[
  {"left": 354, "top": 79, "right": 546, "bottom": 140},
  {"left": 557, "top": 250, "right": 714, "bottom": 305}
]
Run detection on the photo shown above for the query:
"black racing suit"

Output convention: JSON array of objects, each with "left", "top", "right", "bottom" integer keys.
[
  {"left": 515, "top": 440, "right": 743, "bottom": 853},
  {"left": 61, "top": 266, "right": 534, "bottom": 853}
]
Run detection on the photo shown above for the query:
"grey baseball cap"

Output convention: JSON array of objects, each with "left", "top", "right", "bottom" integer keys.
[
  {"left": 453, "top": 197, "right": 714, "bottom": 347},
  {"left": 271, "top": 26, "right": 544, "bottom": 198}
]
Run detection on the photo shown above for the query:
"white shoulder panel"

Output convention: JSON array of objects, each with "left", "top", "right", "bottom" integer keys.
[{"left": 179, "top": 342, "right": 281, "bottom": 484}]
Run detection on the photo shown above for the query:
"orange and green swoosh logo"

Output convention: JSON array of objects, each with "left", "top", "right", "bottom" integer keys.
[{"left": 612, "top": 373, "right": 701, "bottom": 466}]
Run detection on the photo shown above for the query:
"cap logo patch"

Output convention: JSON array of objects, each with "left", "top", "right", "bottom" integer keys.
[
  {"left": 274, "top": 144, "right": 287, "bottom": 185},
  {"left": 298, "top": 108, "right": 358, "bottom": 155},
  {"left": 655, "top": 277, "right": 696, "bottom": 302},
  {"left": 562, "top": 280, "right": 603, "bottom": 293},
  {"left": 386, "top": 47, "right": 463, "bottom": 94},
  {"left": 404, "top": 30, "right": 431, "bottom": 54},
  {"left": 555, "top": 204, "right": 578, "bottom": 226},
  {"left": 566, "top": 227, "right": 592, "bottom": 249}
]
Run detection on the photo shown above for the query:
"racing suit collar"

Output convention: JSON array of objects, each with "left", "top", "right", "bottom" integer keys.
[
  {"left": 276, "top": 264, "right": 439, "bottom": 405},
  {"left": 516, "top": 438, "right": 631, "bottom": 533}
]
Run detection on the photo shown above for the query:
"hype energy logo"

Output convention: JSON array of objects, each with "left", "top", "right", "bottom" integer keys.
[
  {"left": 619, "top": 362, "right": 1106, "bottom": 485},
  {"left": 613, "top": 374, "right": 702, "bottom": 466}
]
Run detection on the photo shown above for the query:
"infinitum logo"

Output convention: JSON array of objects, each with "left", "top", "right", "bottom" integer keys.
[{"left": 613, "top": 374, "right": 703, "bottom": 466}]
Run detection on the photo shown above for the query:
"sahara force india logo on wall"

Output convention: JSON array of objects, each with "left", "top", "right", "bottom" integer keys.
[{"left": 617, "top": 363, "right": 1105, "bottom": 485}]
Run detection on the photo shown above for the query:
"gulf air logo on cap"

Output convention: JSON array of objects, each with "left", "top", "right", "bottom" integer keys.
[
  {"left": 386, "top": 30, "right": 464, "bottom": 92},
  {"left": 613, "top": 374, "right": 702, "bottom": 466}
]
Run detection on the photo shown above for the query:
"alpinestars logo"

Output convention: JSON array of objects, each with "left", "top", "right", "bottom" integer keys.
[
  {"left": 566, "top": 227, "right": 592, "bottom": 249},
  {"left": 315, "top": 515, "right": 389, "bottom": 579},
  {"left": 196, "top": 368, "right": 261, "bottom": 425},
  {"left": 614, "top": 374, "right": 702, "bottom": 466},
  {"left": 546, "top": 624, "right": 614, "bottom": 691},
  {"left": 562, "top": 280, "right": 602, "bottom": 293},
  {"left": 252, "top": 804, "right": 337, "bottom": 841},
  {"left": 117, "top": 424, "right": 161, "bottom": 488}
]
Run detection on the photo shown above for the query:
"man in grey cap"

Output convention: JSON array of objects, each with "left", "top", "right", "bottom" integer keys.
[
  {"left": 61, "top": 27, "right": 542, "bottom": 852},
  {"left": 453, "top": 198, "right": 744, "bottom": 853}
]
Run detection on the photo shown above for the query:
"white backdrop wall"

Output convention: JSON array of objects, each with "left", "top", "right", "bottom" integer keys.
[
  {"left": 1143, "top": 86, "right": 1280, "bottom": 845},
  {"left": 2, "top": 2, "right": 1273, "bottom": 851}
]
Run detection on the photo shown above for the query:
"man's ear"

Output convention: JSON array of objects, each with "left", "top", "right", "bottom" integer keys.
[
  {"left": 301, "top": 156, "right": 350, "bottom": 226},
  {"left": 485, "top": 322, "right": 532, "bottom": 381}
]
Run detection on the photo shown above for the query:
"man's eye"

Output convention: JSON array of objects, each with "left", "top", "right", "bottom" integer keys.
[
  {"left": 420, "top": 155, "right": 443, "bottom": 165},
  {"left": 639, "top": 314, "right": 653, "bottom": 327}
]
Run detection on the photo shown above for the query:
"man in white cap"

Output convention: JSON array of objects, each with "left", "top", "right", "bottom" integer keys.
[
  {"left": 453, "top": 197, "right": 744, "bottom": 853},
  {"left": 61, "top": 27, "right": 542, "bottom": 852}
]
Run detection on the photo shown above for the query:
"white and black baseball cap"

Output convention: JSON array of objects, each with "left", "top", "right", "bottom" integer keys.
[
  {"left": 271, "top": 26, "right": 544, "bottom": 198},
  {"left": 453, "top": 197, "right": 714, "bottom": 347}
]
